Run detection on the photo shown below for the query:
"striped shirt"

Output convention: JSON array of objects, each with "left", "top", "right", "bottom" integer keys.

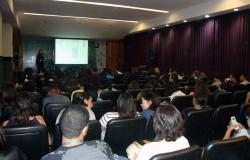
[{"left": 99, "top": 112, "right": 120, "bottom": 140}]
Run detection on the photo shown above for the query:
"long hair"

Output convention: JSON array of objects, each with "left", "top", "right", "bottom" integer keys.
[
  {"left": 9, "top": 106, "right": 33, "bottom": 127},
  {"left": 116, "top": 93, "right": 137, "bottom": 119},
  {"left": 153, "top": 104, "right": 184, "bottom": 141}
]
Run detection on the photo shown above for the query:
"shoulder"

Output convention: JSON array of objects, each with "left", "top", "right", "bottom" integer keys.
[
  {"left": 41, "top": 147, "right": 66, "bottom": 160},
  {"left": 85, "top": 140, "right": 114, "bottom": 159}
]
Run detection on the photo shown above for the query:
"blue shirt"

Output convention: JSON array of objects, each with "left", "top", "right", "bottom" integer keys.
[{"left": 140, "top": 109, "right": 154, "bottom": 127}]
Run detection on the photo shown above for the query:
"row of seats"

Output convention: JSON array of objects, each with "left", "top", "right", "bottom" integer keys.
[
  {"left": 150, "top": 136, "right": 250, "bottom": 160},
  {"left": 3, "top": 124, "right": 250, "bottom": 160}
]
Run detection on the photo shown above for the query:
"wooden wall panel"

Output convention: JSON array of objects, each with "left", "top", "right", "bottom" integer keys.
[{"left": 106, "top": 40, "right": 124, "bottom": 70}]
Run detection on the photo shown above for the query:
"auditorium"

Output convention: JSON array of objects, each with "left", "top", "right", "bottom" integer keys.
[{"left": 0, "top": 0, "right": 250, "bottom": 159}]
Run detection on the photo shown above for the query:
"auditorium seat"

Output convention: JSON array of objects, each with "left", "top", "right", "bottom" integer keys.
[
  {"left": 158, "top": 97, "right": 171, "bottom": 103},
  {"left": 214, "top": 92, "right": 233, "bottom": 108},
  {"left": 4, "top": 126, "right": 49, "bottom": 160},
  {"left": 104, "top": 117, "right": 146, "bottom": 156},
  {"left": 43, "top": 103, "right": 69, "bottom": 131},
  {"left": 92, "top": 100, "right": 114, "bottom": 119},
  {"left": 112, "top": 83, "right": 127, "bottom": 91},
  {"left": 245, "top": 84, "right": 250, "bottom": 91},
  {"left": 232, "top": 90, "right": 248, "bottom": 105},
  {"left": 171, "top": 95, "right": 193, "bottom": 112},
  {"left": 212, "top": 104, "right": 240, "bottom": 139},
  {"left": 230, "top": 84, "right": 246, "bottom": 92},
  {"left": 208, "top": 85, "right": 217, "bottom": 93},
  {"left": 127, "top": 89, "right": 143, "bottom": 99},
  {"left": 134, "top": 99, "right": 142, "bottom": 112},
  {"left": 100, "top": 90, "right": 122, "bottom": 106},
  {"left": 202, "top": 136, "right": 250, "bottom": 160},
  {"left": 238, "top": 103, "right": 250, "bottom": 127},
  {"left": 154, "top": 88, "right": 165, "bottom": 97},
  {"left": 150, "top": 145, "right": 202, "bottom": 160},
  {"left": 182, "top": 107, "right": 213, "bottom": 146}
]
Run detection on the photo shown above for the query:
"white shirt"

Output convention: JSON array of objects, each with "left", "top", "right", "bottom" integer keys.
[
  {"left": 241, "top": 80, "right": 250, "bottom": 85},
  {"left": 86, "top": 107, "right": 96, "bottom": 121},
  {"left": 135, "top": 136, "right": 190, "bottom": 160}
]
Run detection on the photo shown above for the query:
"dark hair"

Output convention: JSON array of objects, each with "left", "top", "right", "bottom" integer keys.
[
  {"left": 142, "top": 91, "right": 159, "bottom": 109},
  {"left": 0, "top": 127, "right": 5, "bottom": 150},
  {"left": 1, "top": 83, "right": 17, "bottom": 106},
  {"left": 245, "top": 107, "right": 250, "bottom": 118},
  {"left": 9, "top": 106, "right": 33, "bottom": 127},
  {"left": 193, "top": 80, "right": 209, "bottom": 106},
  {"left": 60, "top": 104, "right": 89, "bottom": 138},
  {"left": 74, "top": 92, "right": 92, "bottom": 106},
  {"left": 153, "top": 104, "right": 184, "bottom": 141},
  {"left": 116, "top": 93, "right": 137, "bottom": 119}
]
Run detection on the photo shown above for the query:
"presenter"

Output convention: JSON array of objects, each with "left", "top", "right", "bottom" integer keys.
[{"left": 36, "top": 49, "right": 45, "bottom": 74}]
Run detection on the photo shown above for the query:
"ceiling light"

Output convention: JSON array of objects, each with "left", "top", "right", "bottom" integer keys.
[
  {"left": 183, "top": 20, "right": 187, "bottom": 23},
  {"left": 152, "top": 27, "right": 156, "bottom": 30},
  {"left": 165, "top": 24, "right": 170, "bottom": 27},
  {"left": 205, "top": 15, "right": 210, "bottom": 18},
  {"left": 52, "top": 0, "right": 169, "bottom": 13},
  {"left": 233, "top": 8, "right": 239, "bottom": 12},
  {"left": 23, "top": 12, "right": 138, "bottom": 23}
]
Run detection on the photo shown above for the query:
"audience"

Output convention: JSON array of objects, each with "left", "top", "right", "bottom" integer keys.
[
  {"left": 240, "top": 74, "right": 250, "bottom": 85},
  {"left": 70, "top": 80, "right": 85, "bottom": 102},
  {"left": 140, "top": 91, "right": 158, "bottom": 127},
  {"left": 223, "top": 107, "right": 250, "bottom": 139},
  {"left": 41, "top": 104, "right": 116, "bottom": 160},
  {"left": 127, "top": 104, "right": 190, "bottom": 160},
  {"left": 245, "top": 92, "right": 250, "bottom": 103},
  {"left": 191, "top": 80, "right": 210, "bottom": 110},
  {"left": 99, "top": 93, "right": 138, "bottom": 140},
  {"left": 212, "top": 74, "right": 222, "bottom": 90},
  {"left": 42, "top": 82, "right": 70, "bottom": 112}
]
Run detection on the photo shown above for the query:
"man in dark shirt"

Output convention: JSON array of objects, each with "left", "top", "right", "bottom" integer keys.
[
  {"left": 41, "top": 104, "right": 115, "bottom": 160},
  {"left": 42, "top": 83, "right": 70, "bottom": 112}
]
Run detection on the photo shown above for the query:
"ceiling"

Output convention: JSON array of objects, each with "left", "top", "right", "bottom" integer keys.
[{"left": 12, "top": 0, "right": 229, "bottom": 39}]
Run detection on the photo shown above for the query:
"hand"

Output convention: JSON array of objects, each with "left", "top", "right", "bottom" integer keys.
[
  {"left": 237, "top": 123, "right": 246, "bottom": 130},
  {"left": 227, "top": 123, "right": 237, "bottom": 131}
]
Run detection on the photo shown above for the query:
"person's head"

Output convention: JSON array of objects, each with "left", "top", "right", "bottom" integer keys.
[
  {"left": 116, "top": 93, "right": 137, "bottom": 119},
  {"left": 213, "top": 74, "right": 220, "bottom": 81},
  {"left": 60, "top": 104, "right": 89, "bottom": 140},
  {"left": 0, "top": 127, "right": 5, "bottom": 150},
  {"left": 38, "top": 49, "right": 43, "bottom": 54},
  {"left": 10, "top": 104, "right": 33, "bottom": 126},
  {"left": 153, "top": 104, "right": 184, "bottom": 141},
  {"left": 75, "top": 92, "right": 93, "bottom": 108},
  {"left": 141, "top": 91, "right": 158, "bottom": 110},
  {"left": 48, "top": 82, "right": 60, "bottom": 96},
  {"left": 245, "top": 107, "right": 250, "bottom": 128},
  {"left": 240, "top": 74, "right": 247, "bottom": 82},
  {"left": 193, "top": 80, "right": 209, "bottom": 106}
]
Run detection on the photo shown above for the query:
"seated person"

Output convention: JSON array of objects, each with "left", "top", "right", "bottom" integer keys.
[
  {"left": 240, "top": 74, "right": 250, "bottom": 85},
  {"left": 127, "top": 104, "right": 190, "bottom": 160},
  {"left": 70, "top": 80, "right": 85, "bottom": 102},
  {"left": 223, "top": 107, "right": 250, "bottom": 139},
  {"left": 0, "top": 126, "right": 27, "bottom": 160},
  {"left": 41, "top": 104, "right": 115, "bottom": 160},
  {"left": 42, "top": 82, "right": 70, "bottom": 112},
  {"left": 212, "top": 74, "right": 223, "bottom": 90},
  {"left": 140, "top": 91, "right": 159, "bottom": 127},
  {"left": 246, "top": 91, "right": 250, "bottom": 103},
  {"left": 99, "top": 93, "right": 139, "bottom": 140},
  {"left": 56, "top": 92, "right": 96, "bottom": 125}
]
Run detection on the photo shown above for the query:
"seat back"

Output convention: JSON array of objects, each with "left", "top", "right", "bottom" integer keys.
[
  {"left": 158, "top": 97, "right": 171, "bottom": 103},
  {"left": 202, "top": 136, "right": 250, "bottom": 160},
  {"left": 150, "top": 145, "right": 202, "bottom": 160},
  {"left": 44, "top": 103, "right": 68, "bottom": 131},
  {"left": 93, "top": 100, "right": 114, "bottom": 120},
  {"left": 208, "top": 85, "right": 217, "bottom": 93},
  {"left": 104, "top": 117, "right": 146, "bottom": 156},
  {"left": 183, "top": 108, "right": 213, "bottom": 146},
  {"left": 212, "top": 104, "right": 240, "bottom": 139},
  {"left": 214, "top": 92, "right": 233, "bottom": 108},
  {"left": 172, "top": 95, "right": 193, "bottom": 112},
  {"left": 4, "top": 126, "right": 49, "bottom": 160},
  {"left": 230, "top": 84, "right": 246, "bottom": 92},
  {"left": 85, "top": 120, "right": 102, "bottom": 141},
  {"left": 100, "top": 90, "right": 122, "bottom": 106},
  {"left": 127, "top": 89, "right": 143, "bottom": 99},
  {"left": 112, "top": 84, "right": 127, "bottom": 91},
  {"left": 232, "top": 90, "right": 248, "bottom": 105},
  {"left": 238, "top": 103, "right": 250, "bottom": 127},
  {"left": 154, "top": 88, "right": 166, "bottom": 97}
]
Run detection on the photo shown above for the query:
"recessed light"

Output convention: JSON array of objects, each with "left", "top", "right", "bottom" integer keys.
[
  {"left": 233, "top": 8, "right": 239, "bottom": 12},
  {"left": 183, "top": 20, "right": 187, "bottom": 23},
  {"left": 205, "top": 15, "right": 210, "bottom": 18},
  {"left": 152, "top": 27, "right": 156, "bottom": 30},
  {"left": 23, "top": 12, "right": 138, "bottom": 23},
  {"left": 52, "top": 0, "right": 169, "bottom": 13},
  {"left": 165, "top": 24, "right": 170, "bottom": 27}
]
